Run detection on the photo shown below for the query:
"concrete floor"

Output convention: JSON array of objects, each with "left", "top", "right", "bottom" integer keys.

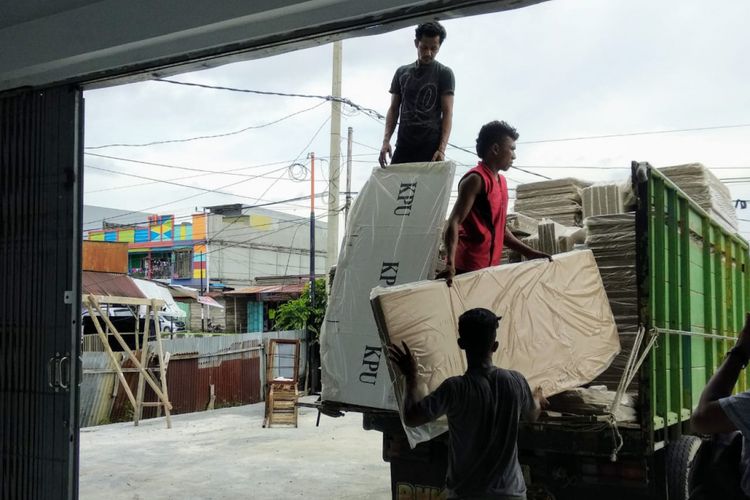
[{"left": 79, "top": 397, "right": 391, "bottom": 500}]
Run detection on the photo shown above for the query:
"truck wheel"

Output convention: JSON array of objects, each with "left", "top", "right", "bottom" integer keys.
[{"left": 666, "top": 435, "right": 701, "bottom": 500}]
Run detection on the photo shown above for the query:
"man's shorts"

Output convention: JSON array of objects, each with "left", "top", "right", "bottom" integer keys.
[{"left": 391, "top": 141, "right": 440, "bottom": 164}]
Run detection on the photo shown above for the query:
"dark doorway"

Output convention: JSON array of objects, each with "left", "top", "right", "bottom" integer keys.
[{"left": 0, "top": 86, "right": 83, "bottom": 500}]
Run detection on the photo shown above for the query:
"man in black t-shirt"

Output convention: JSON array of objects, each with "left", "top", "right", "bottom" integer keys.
[
  {"left": 388, "top": 308, "right": 547, "bottom": 500},
  {"left": 379, "top": 21, "right": 455, "bottom": 167}
]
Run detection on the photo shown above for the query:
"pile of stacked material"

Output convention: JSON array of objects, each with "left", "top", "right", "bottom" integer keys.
[
  {"left": 582, "top": 182, "right": 625, "bottom": 220},
  {"left": 515, "top": 178, "right": 592, "bottom": 227},
  {"left": 501, "top": 213, "right": 538, "bottom": 265},
  {"left": 659, "top": 163, "right": 737, "bottom": 232},
  {"left": 502, "top": 218, "right": 584, "bottom": 264},
  {"left": 506, "top": 212, "right": 538, "bottom": 237},
  {"left": 537, "top": 219, "right": 586, "bottom": 255},
  {"left": 547, "top": 386, "right": 637, "bottom": 422},
  {"left": 585, "top": 213, "right": 639, "bottom": 393}
]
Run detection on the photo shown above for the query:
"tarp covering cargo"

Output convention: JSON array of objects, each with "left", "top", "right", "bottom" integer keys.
[
  {"left": 370, "top": 250, "right": 620, "bottom": 446},
  {"left": 320, "top": 161, "right": 455, "bottom": 410}
]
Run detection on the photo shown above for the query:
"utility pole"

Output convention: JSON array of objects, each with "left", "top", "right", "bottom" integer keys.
[
  {"left": 345, "top": 126, "right": 353, "bottom": 224},
  {"left": 201, "top": 207, "right": 209, "bottom": 332},
  {"left": 326, "top": 40, "right": 342, "bottom": 269},
  {"left": 309, "top": 152, "right": 316, "bottom": 309}
]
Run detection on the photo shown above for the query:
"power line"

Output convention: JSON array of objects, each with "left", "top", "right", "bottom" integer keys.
[
  {"left": 450, "top": 123, "right": 750, "bottom": 149},
  {"left": 85, "top": 164, "right": 287, "bottom": 199},
  {"left": 512, "top": 165, "right": 750, "bottom": 171},
  {"left": 82, "top": 191, "right": 351, "bottom": 230},
  {"left": 84, "top": 153, "right": 369, "bottom": 194},
  {"left": 85, "top": 152, "right": 290, "bottom": 179},
  {"left": 209, "top": 116, "right": 332, "bottom": 243},
  {"left": 85, "top": 115, "right": 331, "bottom": 227},
  {"left": 447, "top": 143, "right": 551, "bottom": 180},
  {"left": 81, "top": 213, "right": 333, "bottom": 291},
  {"left": 84, "top": 102, "right": 327, "bottom": 150},
  {"left": 154, "top": 78, "right": 385, "bottom": 120},
  {"left": 518, "top": 123, "right": 750, "bottom": 145},
  {"left": 83, "top": 179, "right": 328, "bottom": 226}
]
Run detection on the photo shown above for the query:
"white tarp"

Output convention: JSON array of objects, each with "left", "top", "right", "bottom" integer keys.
[
  {"left": 370, "top": 250, "right": 620, "bottom": 446},
  {"left": 320, "top": 161, "right": 455, "bottom": 410},
  {"left": 132, "top": 279, "right": 187, "bottom": 318}
]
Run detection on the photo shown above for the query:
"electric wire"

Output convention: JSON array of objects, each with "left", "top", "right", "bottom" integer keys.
[
  {"left": 208, "top": 116, "right": 331, "bottom": 243},
  {"left": 85, "top": 101, "right": 326, "bottom": 150},
  {"left": 85, "top": 153, "right": 290, "bottom": 178},
  {"left": 85, "top": 116, "right": 333, "bottom": 226},
  {"left": 154, "top": 78, "right": 385, "bottom": 120}
]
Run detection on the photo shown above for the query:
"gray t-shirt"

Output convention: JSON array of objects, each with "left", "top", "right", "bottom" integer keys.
[
  {"left": 389, "top": 60, "right": 455, "bottom": 148},
  {"left": 719, "top": 392, "right": 750, "bottom": 496},
  {"left": 415, "top": 367, "right": 534, "bottom": 499}
]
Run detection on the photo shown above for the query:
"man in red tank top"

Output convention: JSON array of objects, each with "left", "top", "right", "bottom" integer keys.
[{"left": 439, "top": 121, "right": 550, "bottom": 284}]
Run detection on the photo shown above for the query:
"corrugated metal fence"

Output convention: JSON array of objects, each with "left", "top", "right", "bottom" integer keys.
[{"left": 80, "top": 330, "right": 306, "bottom": 427}]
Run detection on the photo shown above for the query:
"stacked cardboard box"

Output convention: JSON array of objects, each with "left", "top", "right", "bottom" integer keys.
[
  {"left": 515, "top": 178, "right": 592, "bottom": 227},
  {"left": 585, "top": 213, "right": 638, "bottom": 392},
  {"left": 547, "top": 386, "right": 637, "bottom": 422},
  {"left": 659, "top": 163, "right": 737, "bottom": 233},
  {"left": 582, "top": 183, "right": 625, "bottom": 220}
]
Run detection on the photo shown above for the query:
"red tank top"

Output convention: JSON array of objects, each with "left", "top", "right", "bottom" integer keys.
[{"left": 454, "top": 162, "right": 508, "bottom": 272}]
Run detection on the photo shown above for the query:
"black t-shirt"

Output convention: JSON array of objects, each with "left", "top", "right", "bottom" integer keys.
[
  {"left": 389, "top": 60, "right": 455, "bottom": 148},
  {"left": 414, "top": 367, "right": 534, "bottom": 499}
]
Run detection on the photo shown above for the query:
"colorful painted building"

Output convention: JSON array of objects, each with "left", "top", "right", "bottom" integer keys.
[
  {"left": 86, "top": 212, "right": 208, "bottom": 288},
  {"left": 83, "top": 204, "right": 327, "bottom": 291}
]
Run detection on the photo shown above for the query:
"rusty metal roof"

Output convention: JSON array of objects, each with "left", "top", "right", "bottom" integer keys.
[
  {"left": 223, "top": 284, "right": 305, "bottom": 296},
  {"left": 82, "top": 271, "right": 145, "bottom": 298},
  {"left": 196, "top": 295, "right": 224, "bottom": 308}
]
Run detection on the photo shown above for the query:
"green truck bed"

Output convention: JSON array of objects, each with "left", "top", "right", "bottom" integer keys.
[{"left": 517, "top": 162, "right": 750, "bottom": 500}]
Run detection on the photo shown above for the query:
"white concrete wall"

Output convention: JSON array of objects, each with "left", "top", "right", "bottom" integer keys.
[{"left": 207, "top": 208, "right": 327, "bottom": 286}]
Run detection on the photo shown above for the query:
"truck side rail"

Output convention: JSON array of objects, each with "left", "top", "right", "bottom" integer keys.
[{"left": 633, "top": 161, "right": 750, "bottom": 454}]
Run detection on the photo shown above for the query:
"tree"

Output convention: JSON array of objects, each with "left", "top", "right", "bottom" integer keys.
[{"left": 273, "top": 279, "right": 327, "bottom": 338}]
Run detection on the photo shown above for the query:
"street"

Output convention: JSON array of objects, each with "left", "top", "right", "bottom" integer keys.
[{"left": 79, "top": 397, "right": 390, "bottom": 499}]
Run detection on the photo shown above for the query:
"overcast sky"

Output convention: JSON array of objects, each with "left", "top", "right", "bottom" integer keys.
[{"left": 83, "top": 0, "right": 750, "bottom": 239}]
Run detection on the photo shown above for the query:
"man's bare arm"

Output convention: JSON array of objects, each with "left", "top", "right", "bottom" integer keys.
[
  {"left": 388, "top": 342, "right": 431, "bottom": 426},
  {"left": 380, "top": 93, "right": 401, "bottom": 167},
  {"left": 437, "top": 174, "right": 482, "bottom": 285},
  {"left": 691, "top": 313, "right": 750, "bottom": 433},
  {"left": 524, "top": 387, "right": 548, "bottom": 422},
  {"left": 432, "top": 94, "right": 454, "bottom": 162}
]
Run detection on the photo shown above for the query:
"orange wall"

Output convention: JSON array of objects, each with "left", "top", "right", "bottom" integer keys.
[
  {"left": 192, "top": 213, "right": 206, "bottom": 240},
  {"left": 82, "top": 241, "right": 129, "bottom": 273}
]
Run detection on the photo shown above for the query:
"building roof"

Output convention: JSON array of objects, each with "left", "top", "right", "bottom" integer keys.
[
  {"left": 197, "top": 295, "right": 225, "bottom": 308},
  {"left": 224, "top": 284, "right": 306, "bottom": 296},
  {"left": 82, "top": 204, "right": 154, "bottom": 232},
  {"left": 82, "top": 271, "right": 146, "bottom": 298}
]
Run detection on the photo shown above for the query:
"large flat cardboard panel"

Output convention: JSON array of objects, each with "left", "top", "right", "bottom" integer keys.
[
  {"left": 371, "top": 250, "right": 620, "bottom": 446},
  {"left": 320, "top": 161, "right": 455, "bottom": 409}
]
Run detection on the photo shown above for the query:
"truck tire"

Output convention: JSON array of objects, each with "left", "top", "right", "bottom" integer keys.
[{"left": 667, "top": 435, "right": 702, "bottom": 500}]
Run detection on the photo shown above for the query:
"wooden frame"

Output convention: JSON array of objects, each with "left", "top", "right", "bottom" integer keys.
[{"left": 81, "top": 294, "right": 173, "bottom": 428}]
